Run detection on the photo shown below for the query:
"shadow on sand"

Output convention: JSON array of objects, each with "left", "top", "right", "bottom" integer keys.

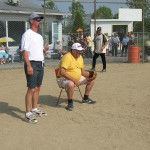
[
  {"left": 39, "top": 94, "right": 82, "bottom": 109},
  {"left": 0, "top": 102, "right": 25, "bottom": 121}
]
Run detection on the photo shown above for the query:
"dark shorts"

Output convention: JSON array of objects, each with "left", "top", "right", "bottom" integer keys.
[{"left": 24, "top": 61, "right": 44, "bottom": 88}]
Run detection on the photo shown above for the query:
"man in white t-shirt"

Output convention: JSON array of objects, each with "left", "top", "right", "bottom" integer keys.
[
  {"left": 21, "top": 13, "right": 49, "bottom": 123},
  {"left": 91, "top": 27, "right": 108, "bottom": 72}
]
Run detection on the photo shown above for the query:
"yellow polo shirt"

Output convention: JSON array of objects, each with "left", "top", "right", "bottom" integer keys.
[{"left": 59, "top": 52, "right": 83, "bottom": 80}]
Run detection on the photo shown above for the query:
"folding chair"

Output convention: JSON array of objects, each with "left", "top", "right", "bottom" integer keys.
[{"left": 54, "top": 68, "right": 83, "bottom": 106}]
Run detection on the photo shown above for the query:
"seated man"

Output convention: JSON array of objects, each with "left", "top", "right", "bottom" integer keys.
[
  {"left": 55, "top": 40, "right": 67, "bottom": 59},
  {"left": 5, "top": 47, "right": 14, "bottom": 63},
  {"left": 58, "top": 43, "right": 97, "bottom": 111}
]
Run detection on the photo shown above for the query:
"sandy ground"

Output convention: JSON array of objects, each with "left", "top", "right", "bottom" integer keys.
[{"left": 0, "top": 63, "right": 150, "bottom": 150}]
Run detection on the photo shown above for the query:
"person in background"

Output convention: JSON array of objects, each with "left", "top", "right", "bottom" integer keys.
[
  {"left": 91, "top": 27, "right": 108, "bottom": 72},
  {"left": 54, "top": 40, "right": 67, "bottom": 59},
  {"left": 128, "top": 31, "right": 135, "bottom": 45},
  {"left": 105, "top": 33, "right": 110, "bottom": 56},
  {"left": 18, "top": 44, "right": 23, "bottom": 62},
  {"left": 21, "top": 13, "right": 49, "bottom": 124},
  {"left": 58, "top": 43, "right": 97, "bottom": 111},
  {"left": 121, "top": 34, "right": 129, "bottom": 57},
  {"left": 86, "top": 33, "right": 93, "bottom": 58},
  {"left": 0, "top": 44, "right": 8, "bottom": 64},
  {"left": 111, "top": 32, "right": 120, "bottom": 57},
  {"left": 79, "top": 38, "right": 87, "bottom": 57},
  {"left": 67, "top": 35, "right": 74, "bottom": 51},
  {"left": 5, "top": 46, "right": 14, "bottom": 63}
]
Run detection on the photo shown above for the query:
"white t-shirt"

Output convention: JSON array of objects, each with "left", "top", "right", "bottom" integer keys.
[
  {"left": 21, "top": 29, "right": 44, "bottom": 61},
  {"left": 94, "top": 34, "right": 106, "bottom": 54}
]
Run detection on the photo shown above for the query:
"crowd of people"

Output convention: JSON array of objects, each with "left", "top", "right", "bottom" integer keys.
[{"left": 0, "top": 30, "right": 135, "bottom": 66}]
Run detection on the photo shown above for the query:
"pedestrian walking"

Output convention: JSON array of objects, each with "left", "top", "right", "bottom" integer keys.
[{"left": 91, "top": 27, "right": 108, "bottom": 72}]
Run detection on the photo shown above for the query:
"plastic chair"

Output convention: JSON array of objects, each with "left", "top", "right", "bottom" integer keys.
[{"left": 54, "top": 68, "right": 83, "bottom": 106}]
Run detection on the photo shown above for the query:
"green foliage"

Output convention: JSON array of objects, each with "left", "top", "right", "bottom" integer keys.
[
  {"left": 67, "top": 0, "right": 85, "bottom": 33},
  {"left": 41, "top": 0, "right": 58, "bottom": 11},
  {"left": 126, "top": 0, "right": 150, "bottom": 32},
  {"left": 134, "top": 19, "right": 150, "bottom": 32},
  {"left": 113, "top": 13, "right": 118, "bottom": 19},
  {"left": 91, "top": 6, "right": 113, "bottom": 19},
  {"left": 72, "top": 11, "right": 84, "bottom": 33},
  {"left": 69, "top": 0, "right": 85, "bottom": 20},
  {"left": 126, "top": 0, "right": 150, "bottom": 18}
]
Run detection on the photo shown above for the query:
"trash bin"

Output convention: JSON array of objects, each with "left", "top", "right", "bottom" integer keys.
[
  {"left": 144, "top": 41, "right": 150, "bottom": 61},
  {"left": 128, "top": 45, "right": 140, "bottom": 63}
]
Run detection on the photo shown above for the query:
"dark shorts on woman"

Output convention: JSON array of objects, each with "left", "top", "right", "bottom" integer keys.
[{"left": 24, "top": 61, "right": 44, "bottom": 88}]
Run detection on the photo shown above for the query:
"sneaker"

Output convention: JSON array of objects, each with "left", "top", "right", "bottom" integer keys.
[
  {"left": 25, "top": 113, "right": 37, "bottom": 124},
  {"left": 100, "top": 69, "right": 106, "bottom": 72},
  {"left": 90, "top": 68, "right": 95, "bottom": 71},
  {"left": 32, "top": 108, "right": 47, "bottom": 116},
  {"left": 65, "top": 103, "right": 74, "bottom": 111},
  {"left": 82, "top": 99, "right": 96, "bottom": 104}
]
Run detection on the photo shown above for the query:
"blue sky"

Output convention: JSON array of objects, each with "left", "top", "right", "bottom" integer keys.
[{"left": 34, "top": 0, "right": 128, "bottom": 15}]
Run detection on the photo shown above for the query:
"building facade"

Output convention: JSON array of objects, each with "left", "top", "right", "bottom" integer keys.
[{"left": 0, "top": 0, "right": 70, "bottom": 49}]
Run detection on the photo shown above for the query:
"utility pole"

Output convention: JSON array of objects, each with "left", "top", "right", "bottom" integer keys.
[
  {"left": 43, "top": 0, "right": 46, "bottom": 44},
  {"left": 142, "top": 0, "right": 144, "bottom": 63},
  {"left": 94, "top": 0, "right": 96, "bottom": 34}
]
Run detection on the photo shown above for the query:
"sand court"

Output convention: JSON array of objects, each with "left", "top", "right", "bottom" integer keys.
[{"left": 0, "top": 63, "right": 150, "bottom": 150}]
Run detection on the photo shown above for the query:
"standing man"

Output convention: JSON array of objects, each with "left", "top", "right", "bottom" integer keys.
[
  {"left": 21, "top": 13, "right": 49, "bottom": 123},
  {"left": 111, "top": 32, "right": 120, "bottom": 57},
  {"left": 121, "top": 34, "right": 129, "bottom": 57},
  {"left": 91, "top": 27, "right": 108, "bottom": 72}
]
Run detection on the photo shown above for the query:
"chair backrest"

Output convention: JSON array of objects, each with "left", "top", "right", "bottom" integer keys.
[
  {"left": 54, "top": 68, "right": 63, "bottom": 88},
  {"left": 55, "top": 68, "right": 59, "bottom": 77}
]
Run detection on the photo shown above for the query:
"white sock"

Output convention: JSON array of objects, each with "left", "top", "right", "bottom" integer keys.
[
  {"left": 32, "top": 108, "right": 38, "bottom": 112},
  {"left": 26, "top": 112, "right": 32, "bottom": 117}
]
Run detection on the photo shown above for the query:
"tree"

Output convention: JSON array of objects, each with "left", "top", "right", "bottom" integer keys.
[
  {"left": 126, "top": 0, "right": 150, "bottom": 18},
  {"left": 91, "top": 6, "right": 113, "bottom": 19},
  {"left": 67, "top": 0, "right": 85, "bottom": 33},
  {"left": 113, "top": 13, "right": 118, "bottom": 19},
  {"left": 72, "top": 11, "right": 84, "bottom": 33},
  {"left": 41, "top": 0, "right": 58, "bottom": 11},
  {"left": 126, "top": 0, "right": 150, "bottom": 32},
  {"left": 69, "top": 0, "right": 85, "bottom": 20}
]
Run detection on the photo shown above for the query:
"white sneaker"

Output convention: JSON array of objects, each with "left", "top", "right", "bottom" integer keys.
[
  {"left": 25, "top": 112, "right": 37, "bottom": 124},
  {"left": 32, "top": 108, "right": 47, "bottom": 117}
]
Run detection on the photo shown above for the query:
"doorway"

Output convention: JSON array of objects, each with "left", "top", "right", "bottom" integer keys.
[{"left": 112, "top": 25, "right": 128, "bottom": 41}]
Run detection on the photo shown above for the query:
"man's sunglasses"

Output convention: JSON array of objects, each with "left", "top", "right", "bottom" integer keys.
[{"left": 34, "top": 18, "right": 42, "bottom": 22}]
